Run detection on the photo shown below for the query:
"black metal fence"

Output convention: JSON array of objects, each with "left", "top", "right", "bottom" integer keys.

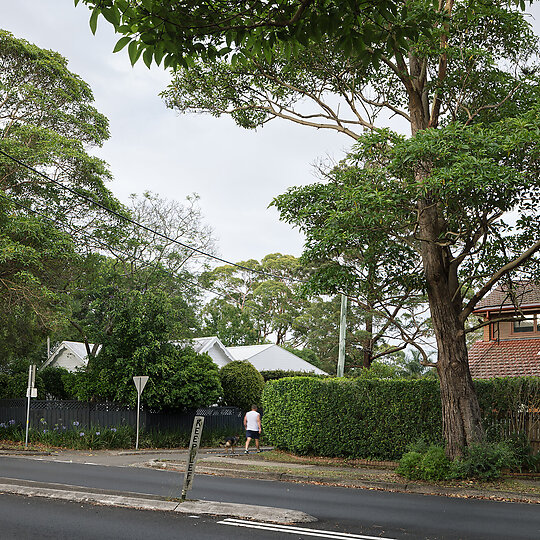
[{"left": 0, "top": 400, "right": 243, "bottom": 433}]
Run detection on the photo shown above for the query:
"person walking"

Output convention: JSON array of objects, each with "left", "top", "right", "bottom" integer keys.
[{"left": 243, "top": 404, "right": 261, "bottom": 454}]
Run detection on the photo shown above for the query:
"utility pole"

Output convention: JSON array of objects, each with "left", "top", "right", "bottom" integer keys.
[{"left": 337, "top": 294, "right": 347, "bottom": 377}]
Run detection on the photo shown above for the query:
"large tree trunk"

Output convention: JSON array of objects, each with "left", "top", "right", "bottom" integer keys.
[
  {"left": 417, "top": 199, "right": 485, "bottom": 459},
  {"left": 362, "top": 313, "right": 373, "bottom": 368}
]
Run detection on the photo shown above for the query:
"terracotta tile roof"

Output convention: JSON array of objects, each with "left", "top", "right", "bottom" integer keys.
[
  {"left": 468, "top": 338, "right": 540, "bottom": 379},
  {"left": 475, "top": 282, "right": 540, "bottom": 311}
]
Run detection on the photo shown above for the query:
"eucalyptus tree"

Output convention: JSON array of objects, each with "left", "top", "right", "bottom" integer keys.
[
  {"left": 65, "top": 191, "right": 216, "bottom": 360},
  {"left": 200, "top": 253, "right": 306, "bottom": 344}
]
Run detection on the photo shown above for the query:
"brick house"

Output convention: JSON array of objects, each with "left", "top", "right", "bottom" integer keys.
[{"left": 468, "top": 283, "right": 540, "bottom": 378}]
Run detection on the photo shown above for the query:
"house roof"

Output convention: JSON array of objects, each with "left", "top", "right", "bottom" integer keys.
[
  {"left": 172, "top": 336, "right": 236, "bottom": 363},
  {"left": 227, "top": 344, "right": 327, "bottom": 374},
  {"left": 475, "top": 282, "right": 540, "bottom": 312},
  {"left": 226, "top": 344, "right": 274, "bottom": 361},
  {"left": 42, "top": 341, "right": 100, "bottom": 370},
  {"left": 190, "top": 336, "right": 236, "bottom": 362},
  {"left": 468, "top": 338, "right": 540, "bottom": 379}
]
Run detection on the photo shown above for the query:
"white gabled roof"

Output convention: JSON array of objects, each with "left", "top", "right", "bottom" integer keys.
[
  {"left": 227, "top": 344, "right": 327, "bottom": 374},
  {"left": 62, "top": 341, "right": 99, "bottom": 360},
  {"left": 173, "top": 336, "right": 236, "bottom": 364},
  {"left": 41, "top": 340, "right": 100, "bottom": 370},
  {"left": 226, "top": 344, "right": 274, "bottom": 361}
]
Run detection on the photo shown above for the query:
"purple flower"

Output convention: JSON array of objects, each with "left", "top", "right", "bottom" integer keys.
[
  {"left": 0, "top": 423, "right": 6, "bottom": 428},
  {"left": 73, "top": 421, "right": 79, "bottom": 427},
  {"left": 95, "top": 432, "right": 100, "bottom": 436},
  {"left": 79, "top": 432, "right": 85, "bottom": 437},
  {"left": 8, "top": 419, "right": 15, "bottom": 425},
  {"left": 43, "top": 429, "right": 48, "bottom": 434},
  {"left": 111, "top": 428, "right": 117, "bottom": 433}
]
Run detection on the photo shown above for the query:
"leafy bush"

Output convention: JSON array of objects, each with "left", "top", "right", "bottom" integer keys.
[
  {"left": 397, "top": 446, "right": 452, "bottom": 481},
  {"left": 40, "top": 367, "right": 74, "bottom": 399},
  {"left": 452, "top": 442, "right": 519, "bottom": 480},
  {"left": 396, "top": 451, "right": 423, "bottom": 479},
  {"left": 262, "top": 377, "right": 442, "bottom": 460},
  {"left": 420, "top": 446, "right": 452, "bottom": 481},
  {"left": 220, "top": 361, "right": 265, "bottom": 412},
  {"left": 398, "top": 441, "right": 523, "bottom": 481},
  {"left": 260, "top": 370, "right": 327, "bottom": 382}
]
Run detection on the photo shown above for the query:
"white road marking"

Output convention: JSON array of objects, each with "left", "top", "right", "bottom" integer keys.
[{"left": 217, "top": 519, "right": 397, "bottom": 540}]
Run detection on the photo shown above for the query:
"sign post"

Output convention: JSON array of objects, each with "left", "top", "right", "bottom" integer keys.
[
  {"left": 25, "top": 365, "right": 37, "bottom": 448},
  {"left": 132, "top": 376, "right": 149, "bottom": 450},
  {"left": 181, "top": 415, "right": 205, "bottom": 501}
]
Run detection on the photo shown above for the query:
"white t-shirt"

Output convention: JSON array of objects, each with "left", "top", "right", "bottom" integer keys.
[{"left": 245, "top": 410, "right": 260, "bottom": 432}]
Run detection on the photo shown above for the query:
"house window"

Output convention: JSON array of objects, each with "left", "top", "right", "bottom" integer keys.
[{"left": 513, "top": 317, "right": 535, "bottom": 333}]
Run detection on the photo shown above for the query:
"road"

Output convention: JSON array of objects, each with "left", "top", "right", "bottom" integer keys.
[{"left": 1, "top": 456, "right": 539, "bottom": 539}]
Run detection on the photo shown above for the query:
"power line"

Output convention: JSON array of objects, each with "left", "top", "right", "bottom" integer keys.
[
  {"left": 0, "top": 191, "right": 231, "bottom": 301},
  {"left": 0, "top": 149, "right": 305, "bottom": 284}
]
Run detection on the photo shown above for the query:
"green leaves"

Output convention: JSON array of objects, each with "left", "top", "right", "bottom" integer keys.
[
  {"left": 262, "top": 377, "right": 443, "bottom": 459},
  {"left": 89, "top": 7, "right": 100, "bottom": 35},
  {"left": 76, "top": 0, "right": 421, "bottom": 70},
  {"left": 0, "top": 31, "right": 129, "bottom": 361},
  {"left": 112, "top": 36, "right": 131, "bottom": 53}
]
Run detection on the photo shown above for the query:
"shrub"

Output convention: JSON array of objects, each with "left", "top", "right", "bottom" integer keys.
[
  {"left": 396, "top": 451, "right": 423, "bottom": 480},
  {"left": 262, "top": 377, "right": 442, "bottom": 460},
  {"left": 451, "top": 442, "right": 519, "bottom": 480},
  {"left": 220, "top": 361, "right": 265, "bottom": 412},
  {"left": 40, "top": 367, "right": 74, "bottom": 399},
  {"left": 260, "top": 370, "right": 327, "bottom": 382},
  {"left": 397, "top": 446, "right": 451, "bottom": 481},
  {"left": 398, "top": 441, "right": 523, "bottom": 482},
  {"left": 420, "top": 446, "right": 452, "bottom": 481}
]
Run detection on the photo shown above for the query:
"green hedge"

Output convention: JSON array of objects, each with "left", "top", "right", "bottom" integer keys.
[
  {"left": 262, "top": 377, "right": 443, "bottom": 460},
  {"left": 260, "top": 370, "right": 328, "bottom": 382},
  {"left": 262, "top": 377, "right": 540, "bottom": 460}
]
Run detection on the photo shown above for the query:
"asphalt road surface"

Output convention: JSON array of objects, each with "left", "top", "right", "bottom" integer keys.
[{"left": 1, "top": 456, "right": 539, "bottom": 539}]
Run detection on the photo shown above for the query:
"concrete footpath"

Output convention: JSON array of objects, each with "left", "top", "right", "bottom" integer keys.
[{"left": 1, "top": 446, "right": 540, "bottom": 522}]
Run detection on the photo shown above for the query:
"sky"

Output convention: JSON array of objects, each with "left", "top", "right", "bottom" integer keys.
[
  {"left": 2, "top": 0, "right": 348, "bottom": 265},
  {"left": 2, "top": 1, "right": 540, "bottom": 266}
]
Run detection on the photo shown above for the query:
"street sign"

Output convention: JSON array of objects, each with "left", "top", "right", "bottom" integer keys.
[
  {"left": 133, "top": 376, "right": 150, "bottom": 450},
  {"left": 26, "top": 388, "right": 38, "bottom": 398},
  {"left": 181, "top": 415, "right": 205, "bottom": 500},
  {"left": 133, "top": 376, "right": 149, "bottom": 395}
]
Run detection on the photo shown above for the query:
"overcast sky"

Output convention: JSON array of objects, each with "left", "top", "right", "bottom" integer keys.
[
  {"left": 2, "top": 0, "right": 350, "bottom": 265},
  {"left": 3, "top": 1, "right": 540, "bottom": 265}
]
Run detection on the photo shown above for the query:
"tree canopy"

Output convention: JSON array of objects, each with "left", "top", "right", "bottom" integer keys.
[
  {"left": 0, "top": 30, "right": 124, "bottom": 364},
  {"left": 77, "top": 0, "right": 431, "bottom": 69},
  {"left": 75, "top": 0, "right": 539, "bottom": 457},
  {"left": 73, "top": 289, "right": 222, "bottom": 409}
]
